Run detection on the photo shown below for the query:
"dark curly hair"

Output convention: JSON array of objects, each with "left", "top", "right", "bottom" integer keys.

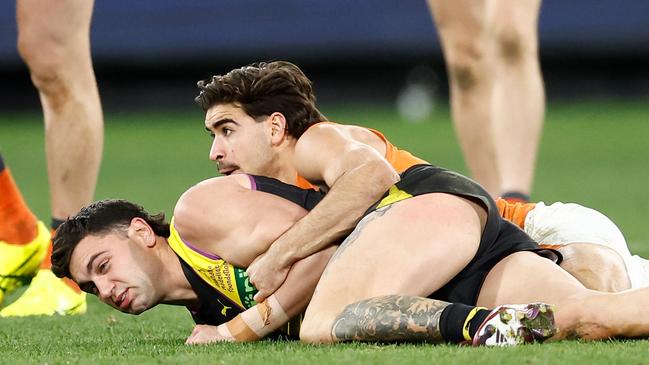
[
  {"left": 51, "top": 199, "right": 170, "bottom": 279},
  {"left": 195, "top": 61, "right": 326, "bottom": 138}
]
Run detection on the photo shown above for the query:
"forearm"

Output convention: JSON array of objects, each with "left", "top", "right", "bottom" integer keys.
[
  {"left": 222, "top": 295, "right": 289, "bottom": 341},
  {"left": 274, "top": 160, "right": 399, "bottom": 265},
  {"left": 227, "top": 246, "right": 336, "bottom": 341},
  {"left": 187, "top": 295, "right": 290, "bottom": 344}
]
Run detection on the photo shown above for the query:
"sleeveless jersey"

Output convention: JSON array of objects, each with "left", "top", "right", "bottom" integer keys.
[
  {"left": 168, "top": 176, "right": 325, "bottom": 335},
  {"left": 495, "top": 199, "right": 564, "bottom": 250},
  {"left": 496, "top": 199, "right": 537, "bottom": 230},
  {"left": 168, "top": 218, "right": 256, "bottom": 325}
]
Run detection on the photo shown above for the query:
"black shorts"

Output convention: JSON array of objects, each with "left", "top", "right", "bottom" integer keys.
[{"left": 366, "top": 164, "right": 561, "bottom": 305}]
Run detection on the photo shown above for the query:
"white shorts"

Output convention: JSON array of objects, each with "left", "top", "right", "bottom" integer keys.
[{"left": 524, "top": 201, "right": 648, "bottom": 289}]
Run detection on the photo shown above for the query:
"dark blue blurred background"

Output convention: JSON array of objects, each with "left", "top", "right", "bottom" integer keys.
[{"left": 1, "top": 1, "right": 648, "bottom": 110}]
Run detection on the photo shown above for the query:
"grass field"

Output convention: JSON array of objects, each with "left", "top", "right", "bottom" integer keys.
[{"left": 1, "top": 99, "right": 649, "bottom": 364}]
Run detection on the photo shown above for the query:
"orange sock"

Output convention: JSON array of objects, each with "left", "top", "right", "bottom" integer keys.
[
  {"left": 40, "top": 231, "right": 81, "bottom": 293},
  {"left": 0, "top": 164, "right": 38, "bottom": 245}
]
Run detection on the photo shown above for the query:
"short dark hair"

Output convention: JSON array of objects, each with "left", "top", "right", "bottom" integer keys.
[
  {"left": 51, "top": 199, "right": 170, "bottom": 279},
  {"left": 195, "top": 61, "right": 326, "bottom": 138}
]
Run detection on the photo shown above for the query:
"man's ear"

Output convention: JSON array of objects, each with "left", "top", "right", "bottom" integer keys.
[
  {"left": 268, "top": 112, "right": 288, "bottom": 145},
  {"left": 128, "top": 217, "right": 156, "bottom": 248}
]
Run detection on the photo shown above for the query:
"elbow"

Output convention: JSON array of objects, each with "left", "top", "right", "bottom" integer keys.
[
  {"left": 299, "top": 318, "right": 335, "bottom": 344},
  {"left": 384, "top": 164, "right": 400, "bottom": 186},
  {"left": 335, "top": 145, "right": 400, "bottom": 194},
  {"left": 366, "top": 158, "right": 400, "bottom": 192}
]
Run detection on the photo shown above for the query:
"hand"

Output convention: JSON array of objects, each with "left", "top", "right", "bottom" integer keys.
[
  {"left": 185, "top": 324, "right": 233, "bottom": 345},
  {"left": 246, "top": 251, "right": 291, "bottom": 302}
]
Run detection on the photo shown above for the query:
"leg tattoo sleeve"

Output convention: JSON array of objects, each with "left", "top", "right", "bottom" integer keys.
[{"left": 331, "top": 295, "right": 449, "bottom": 343}]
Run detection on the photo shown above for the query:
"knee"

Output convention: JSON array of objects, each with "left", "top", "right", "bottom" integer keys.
[
  {"left": 299, "top": 313, "right": 334, "bottom": 344},
  {"left": 555, "top": 294, "right": 618, "bottom": 340},
  {"left": 444, "top": 41, "right": 489, "bottom": 93},
  {"left": 18, "top": 31, "right": 72, "bottom": 100},
  {"left": 494, "top": 25, "right": 537, "bottom": 66},
  {"left": 19, "top": 30, "right": 63, "bottom": 81}
]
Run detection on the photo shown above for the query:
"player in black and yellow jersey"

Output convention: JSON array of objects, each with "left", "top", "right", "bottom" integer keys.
[
  {"left": 195, "top": 61, "right": 643, "bottom": 305},
  {"left": 52, "top": 164, "right": 649, "bottom": 345},
  {"left": 51, "top": 168, "right": 559, "bottom": 346}
]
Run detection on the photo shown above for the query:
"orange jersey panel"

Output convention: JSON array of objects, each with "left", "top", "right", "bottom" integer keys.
[
  {"left": 496, "top": 198, "right": 537, "bottom": 229},
  {"left": 296, "top": 175, "right": 317, "bottom": 190},
  {"left": 365, "top": 126, "right": 428, "bottom": 173}
]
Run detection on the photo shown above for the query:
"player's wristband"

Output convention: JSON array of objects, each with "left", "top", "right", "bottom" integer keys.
[{"left": 226, "top": 315, "right": 261, "bottom": 342}]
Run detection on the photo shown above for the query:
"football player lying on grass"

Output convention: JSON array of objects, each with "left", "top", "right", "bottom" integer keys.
[
  {"left": 194, "top": 60, "right": 647, "bottom": 301},
  {"left": 52, "top": 165, "right": 649, "bottom": 345}
]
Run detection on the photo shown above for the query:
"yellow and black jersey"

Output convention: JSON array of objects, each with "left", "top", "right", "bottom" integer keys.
[
  {"left": 168, "top": 176, "right": 324, "bottom": 336},
  {"left": 168, "top": 219, "right": 256, "bottom": 325}
]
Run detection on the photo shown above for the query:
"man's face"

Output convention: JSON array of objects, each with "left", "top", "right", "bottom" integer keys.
[
  {"left": 69, "top": 227, "right": 162, "bottom": 315},
  {"left": 204, "top": 103, "right": 276, "bottom": 176}
]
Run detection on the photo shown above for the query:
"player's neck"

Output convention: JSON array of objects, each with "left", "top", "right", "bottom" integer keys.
[
  {"left": 159, "top": 237, "right": 199, "bottom": 306},
  {"left": 267, "top": 141, "right": 299, "bottom": 185}
]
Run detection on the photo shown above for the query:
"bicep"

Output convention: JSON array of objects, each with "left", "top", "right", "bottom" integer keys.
[
  {"left": 181, "top": 190, "right": 310, "bottom": 267},
  {"left": 174, "top": 183, "right": 275, "bottom": 266}
]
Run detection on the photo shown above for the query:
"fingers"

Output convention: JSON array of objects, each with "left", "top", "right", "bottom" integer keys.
[
  {"left": 253, "top": 290, "right": 267, "bottom": 303},
  {"left": 247, "top": 256, "right": 269, "bottom": 301},
  {"left": 185, "top": 325, "right": 227, "bottom": 345},
  {"left": 251, "top": 266, "right": 290, "bottom": 302},
  {"left": 246, "top": 254, "right": 264, "bottom": 284},
  {"left": 247, "top": 254, "right": 290, "bottom": 302},
  {"left": 185, "top": 325, "right": 202, "bottom": 344}
]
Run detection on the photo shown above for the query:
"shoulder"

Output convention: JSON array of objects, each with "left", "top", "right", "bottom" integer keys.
[
  {"left": 296, "top": 122, "right": 386, "bottom": 155},
  {"left": 173, "top": 175, "right": 252, "bottom": 238},
  {"left": 296, "top": 122, "right": 345, "bottom": 148},
  {"left": 176, "top": 175, "right": 249, "bottom": 209}
]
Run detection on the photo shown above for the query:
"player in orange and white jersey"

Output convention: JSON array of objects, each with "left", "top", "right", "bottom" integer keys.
[{"left": 497, "top": 199, "right": 649, "bottom": 291}]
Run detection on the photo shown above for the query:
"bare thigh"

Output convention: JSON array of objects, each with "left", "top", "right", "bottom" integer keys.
[
  {"left": 427, "top": 0, "right": 486, "bottom": 41},
  {"left": 490, "top": 0, "right": 542, "bottom": 45},
  {"left": 304, "top": 193, "right": 485, "bottom": 329},
  {"left": 477, "top": 251, "right": 589, "bottom": 308},
  {"left": 477, "top": 251, "right": 596, "bottom": 337},
  {"left": 17, "top": 0, "right": 95, "bottom": 48},
  {"left": 477, "top": 251, "right": 649, "bottom": 340}
]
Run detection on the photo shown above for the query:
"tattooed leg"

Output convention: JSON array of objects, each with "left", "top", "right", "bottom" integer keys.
[
  {"left": 331, "top": 295, "right": 448, "bottom": 343},
  {"left": 302, "top": 194, "right": 484, "bottom": 344}
]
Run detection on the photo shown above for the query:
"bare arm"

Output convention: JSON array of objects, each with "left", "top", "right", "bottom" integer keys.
[
  {"left": 247, "top": 124, "right": 399, "bottom": 301},
  {"left": 186, "top": 245, "right": 337, "bottom": 344},
  {"left": 173, "top": 174, "right": 308, "bottom": 267}
]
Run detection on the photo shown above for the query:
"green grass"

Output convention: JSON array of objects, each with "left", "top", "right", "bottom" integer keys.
[{"left": 1, "top": 99, "right": 649, "bottom": 364}]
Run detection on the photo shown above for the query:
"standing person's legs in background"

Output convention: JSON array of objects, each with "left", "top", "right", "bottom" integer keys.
[
  {"left": 427, "top": 0, "right": 544, "bottom": 201},
  {"left": 0, "top": 0, "right": 103, "bottom": 316}
]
